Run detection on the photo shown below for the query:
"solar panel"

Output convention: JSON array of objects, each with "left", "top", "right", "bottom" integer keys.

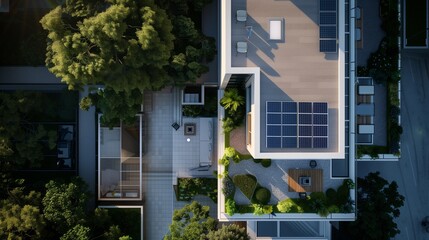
[
  {"left": 320, "top": 26, "right": 336, "bottom": 38},
  {"left": 313, "top": 102, "right": 328, "bottom": 113},
  {"left": 299, "top": 126, "right": 312, "bottom": 136},
  {"left": 313, "top": 114, "right": 328, "bottom": 125},
  {"left": 267, "top": 137, "right": 282, "bottom": 148},
  {"left": 299, "top": 102, "right": 312, "bottom": 113},
  {"left": 267, "top": 102, "right": 282, "bottom": 112},
  {"left": 320, "top": 12, "right": 336, "bottom": 25},
  {"left": 267, "top": 126, "right": 281, "bottom": 136},
  {"left": 266, "top": 101, "right": 328, "bottom": 149},
  {"left": 320, "top": 40, "right": 337, "bottom": 52},
  {"left": 267, "top": 114, "right": 281, "bottom": 124},
  {"left": 282, "top": 126, "right": 297, "bottom": 137},
  {"left": 320, "top": 0, "right": 336, "bottom": 11},
  {"left": 299, "top": 137, "right": 312, "bottom": 148},
  {"left": 282, "top": 102, "right": 297, "bottom": 113},
  {"left": 282, "top": 114, "right": 297, "bottom": 124},
  {"left": 299, "top": 114, "right": 312, "bottom": 124},
  {"left": 313, "top": 126, "right": 328, "bottom": 136},
  {"left": 282, "top": 137, "right": 297, "bottom": 148},
  {"left": 313, "top": 137, "right": 328, "bottom": 148}
]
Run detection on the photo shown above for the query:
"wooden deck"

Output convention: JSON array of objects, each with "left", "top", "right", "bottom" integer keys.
[{"left": 288, "top": 169, "right": 323, "bottom": 192}]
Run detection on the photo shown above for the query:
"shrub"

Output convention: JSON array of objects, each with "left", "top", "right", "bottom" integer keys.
[
  {"left": 218, "top": 157, "right": 230, "bottom": 168},
  {"left": 325, "top": 188, "right": 337, "bottom": 205},
  {"left": 225, "top": 198, "right": 237, "bottom": 216},
  {"left": 233, "top": 174, "right": 258, "bottom": 200},
  {"left": 222, "top": 176, "right": 235, "bottom": 198},
  {"left": 310, "top": 198, "right": 328, "bottom": 217},
  {"left": 328, "top": 205, "right": 340, "bottom": 214},
  {"left": 224, "top": 147, "right": 240, "bottom": 163},
  {"left": 252, "top": 204, "right": 272, "bottom": 216},
  {"left": 309, "top": 192, "right": 327, "bottom": 202},
  {"left": 183, "top": 105, "right": 203, "bottom": 117},
  {"left": 253, "top": 187, "right": 271, "bottom": 205},
  {"left": 277, "top": 198, "right": 304, "bottom": 213},
  {"left": 261, "top": 159, "right": 271, "bottom": 168},
  {"left": 253, "top": 159, "right": 261, "bottom": 163},
  {"left": 337, "top": 184, "right": 350, "bottom": 205},
  {"left": 344, "top": 179, "right": 355, "bottom": 189},
  {"left": 222, "top": 117, "right": 235, "bottom": 134}
]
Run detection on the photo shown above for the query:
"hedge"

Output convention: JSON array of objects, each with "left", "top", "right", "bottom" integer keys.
[
  {"left": 222, "top": 176, "right": 235, "bottom": 198},
  {"left": 261, "top": 159, "right": 271, "bottom": 168},
  {"left": 232, "top": 174, "right": 257, "bottom": 200}
]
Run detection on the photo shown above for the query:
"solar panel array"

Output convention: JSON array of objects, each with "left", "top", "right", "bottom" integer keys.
[
  {"left": 266, "top": 102, "right": 329, "bottom": 149},
  {"left": 319, "top": 0, "right": 337, "bottom": 53}
]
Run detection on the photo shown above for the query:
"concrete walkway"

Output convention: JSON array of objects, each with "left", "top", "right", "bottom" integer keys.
[{"left": 358, "top": 51, "right": 429, "bottom": 240}]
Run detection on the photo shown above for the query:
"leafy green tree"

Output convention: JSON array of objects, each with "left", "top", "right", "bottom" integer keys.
[
  {"left": 0, "top": 188, "right": 46, "bottom": 240},
  {"left": 164, "top": 201, "right": 216, "bottom": 240},
  {"left": 220, "top": 88, "right": 245, "bottom": 112},
  {"left": 344, "top": 172, "right": 405, "bottom": 240},
  {"left": 60, "top": 224, "right": 91, "bottom": 240},
  {"left": 205, "top": 224, "right": 250, "bottom": 240},
  {"left": 164, "top": 201, "right": 249, "bottom": 240},
  {"left": 42, "top": 178, "right": 90, "bottom": 234},
  {"left": 0, "top": 92, "right": 57, "bottom": 168}
]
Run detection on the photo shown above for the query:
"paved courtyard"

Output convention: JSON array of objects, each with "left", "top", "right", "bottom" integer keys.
[{"left": 228, "top": 159, "right": 343, "bottom": 204}]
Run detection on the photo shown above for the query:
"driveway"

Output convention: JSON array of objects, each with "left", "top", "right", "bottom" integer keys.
[{"left": 357, "top": 51, "right": 429, "bottom": 240}]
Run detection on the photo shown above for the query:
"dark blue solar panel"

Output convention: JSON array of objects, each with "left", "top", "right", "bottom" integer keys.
[
  {"left": 313, "top": 126, "right": 328, "bottom": 136},
  {"left": 320, "top": 12, "right": 336, "bottom": 25},
  {"left": 282, "top": 102, "right": 297, "bottom": 113},
  {"left": 313, "top": 137, "right": 328, "bottom": 148},
  {"left": 313, "top": 102, "right": 328, "bottom": 113},
  {"left": 267, "top": 114, "right": 281, "bottom": 124},
  {"left": 282, "top": 137, "right": 297, "bottom": 148},
  {"left": 267, "top": 126, "right": 281, "bottom": 136},
  {"left": 320, "top": 40, "right": 337, "bottom": 52},
  {"left": 299, "top": 126, "right": 312, "bottom": 136},
  {"left": 299, "top": 137, "right": 312, "bottom": 148},
  {"left": 313, "top": 114, "right": 328, "bottom": 125},
  {"left": 267, "top": 102, "right": 282, "bottom": 112},
  {"left": 282, "top": 126, "right": 297, "bottom": 136},
  {"left": 267, "top": 137, "right": 282, "bottom": 148},
  {"left": 282, "top": 114, "right": 297, "bottom": 124},
  {"left": 299, "top": 102, "right": 312, "bottom": 113},
  {"left": 299, "top": 114, "right": 312, "bottom": 124},
  {"left": 320, "top": 0, "right": 336, "bottom": 11},
  {"left": 320, "top": 26, "right": 336, "bottom": 38}
]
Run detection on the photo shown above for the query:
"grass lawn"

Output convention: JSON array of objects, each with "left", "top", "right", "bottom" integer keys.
[{"left": 406, "top": 0, "right": 427, "bottom": 46}]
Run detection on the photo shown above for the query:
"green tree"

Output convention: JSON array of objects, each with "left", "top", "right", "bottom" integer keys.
[
  {"left": 60, "top": 224, "right": 91, "bottom": 240},
  {"left": 0, "top": 188, "right": 46, "bottom": 240},
  {"left": 42, "top": 178, "right": 90, "bottom": 234},
  {"left": 220, "top": 88, "right": 245, "bottom": 112},
  {"left": 344, "top": 172, "right": 404, "bottom": 240},
  {"left": 205, "top": 224, "right": 250, "bottom": 240},
  {"left": 164, "top": 201, "right": 216, "bottom": 240},
  {"left": 0, "top": 92, "right": 57, "bottom": 168}
]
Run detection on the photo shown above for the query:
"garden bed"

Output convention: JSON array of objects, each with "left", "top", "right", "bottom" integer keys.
[
  {"left": 106, "top": 208, "right": 141, "bottom": 240},
  {"left": 176, "top": 177, "right": 217, "bottom": 203}
]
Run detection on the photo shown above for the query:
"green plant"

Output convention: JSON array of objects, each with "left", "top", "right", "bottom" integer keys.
[
  {"left": 182, "top": 105, "right": 203, "bottom": 117},
  {"left": 325, "top": 188, "right": 337, "bottom": 205},
  {"left": 252, "top": 204, "right": 272, "bottom": 216},
  {"left": 222, "top": 117, "right": 235, "bottom": 134},
  {"left": 344, "top": 179, "right": 355, "bottom": 189},
  {"left": 277, "top": 198, "right": 304, "bottom": 213},
  {"left": 222, "top": 176, "right": 235, "bottom": 198},
  {"left": 220, "top": 88, "right": 245, "bottom": 112},
  {"left": 219, "top": 157, "right": 230, "bottom": 168},
  {"left": 225, "top": 198, "right": 237, "bottom": 216},
  {"left": 328, "top": 205, "right": 340, "bottom": 214},
  {"left": 232, "top": 174, "right": 257, "bottom": 200},
  {"left": 224, "top": 147, "right": 240, "bottom": 163},
  {"left": 261, "top": 159, "right": 271, "bottom": 168},
  {"left": 309, "top": 198, "right": 329, "bottom": 217},
  {"left": 253, "top": 187, "right": 271, "bottom": 205},
  {"left": 177, "top": 178, "right": 218, "bottom": 203}
]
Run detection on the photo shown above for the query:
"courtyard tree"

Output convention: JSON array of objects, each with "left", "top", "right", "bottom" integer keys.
[
  {"left": 344, "top": 172, "right": 405, "bottom": 240},
  {"left": 164, "top": 201, "right": 249, "bottom": 240}
]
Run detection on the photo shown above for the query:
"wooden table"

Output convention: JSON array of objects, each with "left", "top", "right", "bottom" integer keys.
[{"left": 288, "top": 169, "right": 323, "bottom": 192}]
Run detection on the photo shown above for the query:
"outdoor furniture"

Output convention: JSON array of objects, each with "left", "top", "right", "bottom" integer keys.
[
  {"left": 358, "top": 124, "right": 374, "bottom": 134},
  {"left": 299, "top": 176, "right": 312, "bottom": 186},
  {"left": 288, "top": 169, "right": 323, "bottom": 192},
  {"left": 309, "top": 160, "right": 317, "bottom": 168},
  {"left": 236, "top": 10, "right": 247, "bottom": 23},
  {"left": 236, "top": 41, "right": 248, "bottom": 56},
  {"left": 299, "top": 192, "right": 307, "bottom": 199},
  {"left": 269, "top": 18, "right": 283, "bottom": 40}
]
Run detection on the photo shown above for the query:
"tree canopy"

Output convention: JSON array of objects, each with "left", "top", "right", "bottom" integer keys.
[
  {"left": 40, "top": 0, "right": 216, "bottom": 126},
  {"left": 344, "top": 172, "right": 405, "bottom": 240},
  {"left": 164, "top": 201, "right": 249, "bottom": 240}
]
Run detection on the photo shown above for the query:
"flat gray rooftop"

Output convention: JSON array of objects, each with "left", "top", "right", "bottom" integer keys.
[{"left": 231, "top": 0, "right": 339, "bottom": 152}]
